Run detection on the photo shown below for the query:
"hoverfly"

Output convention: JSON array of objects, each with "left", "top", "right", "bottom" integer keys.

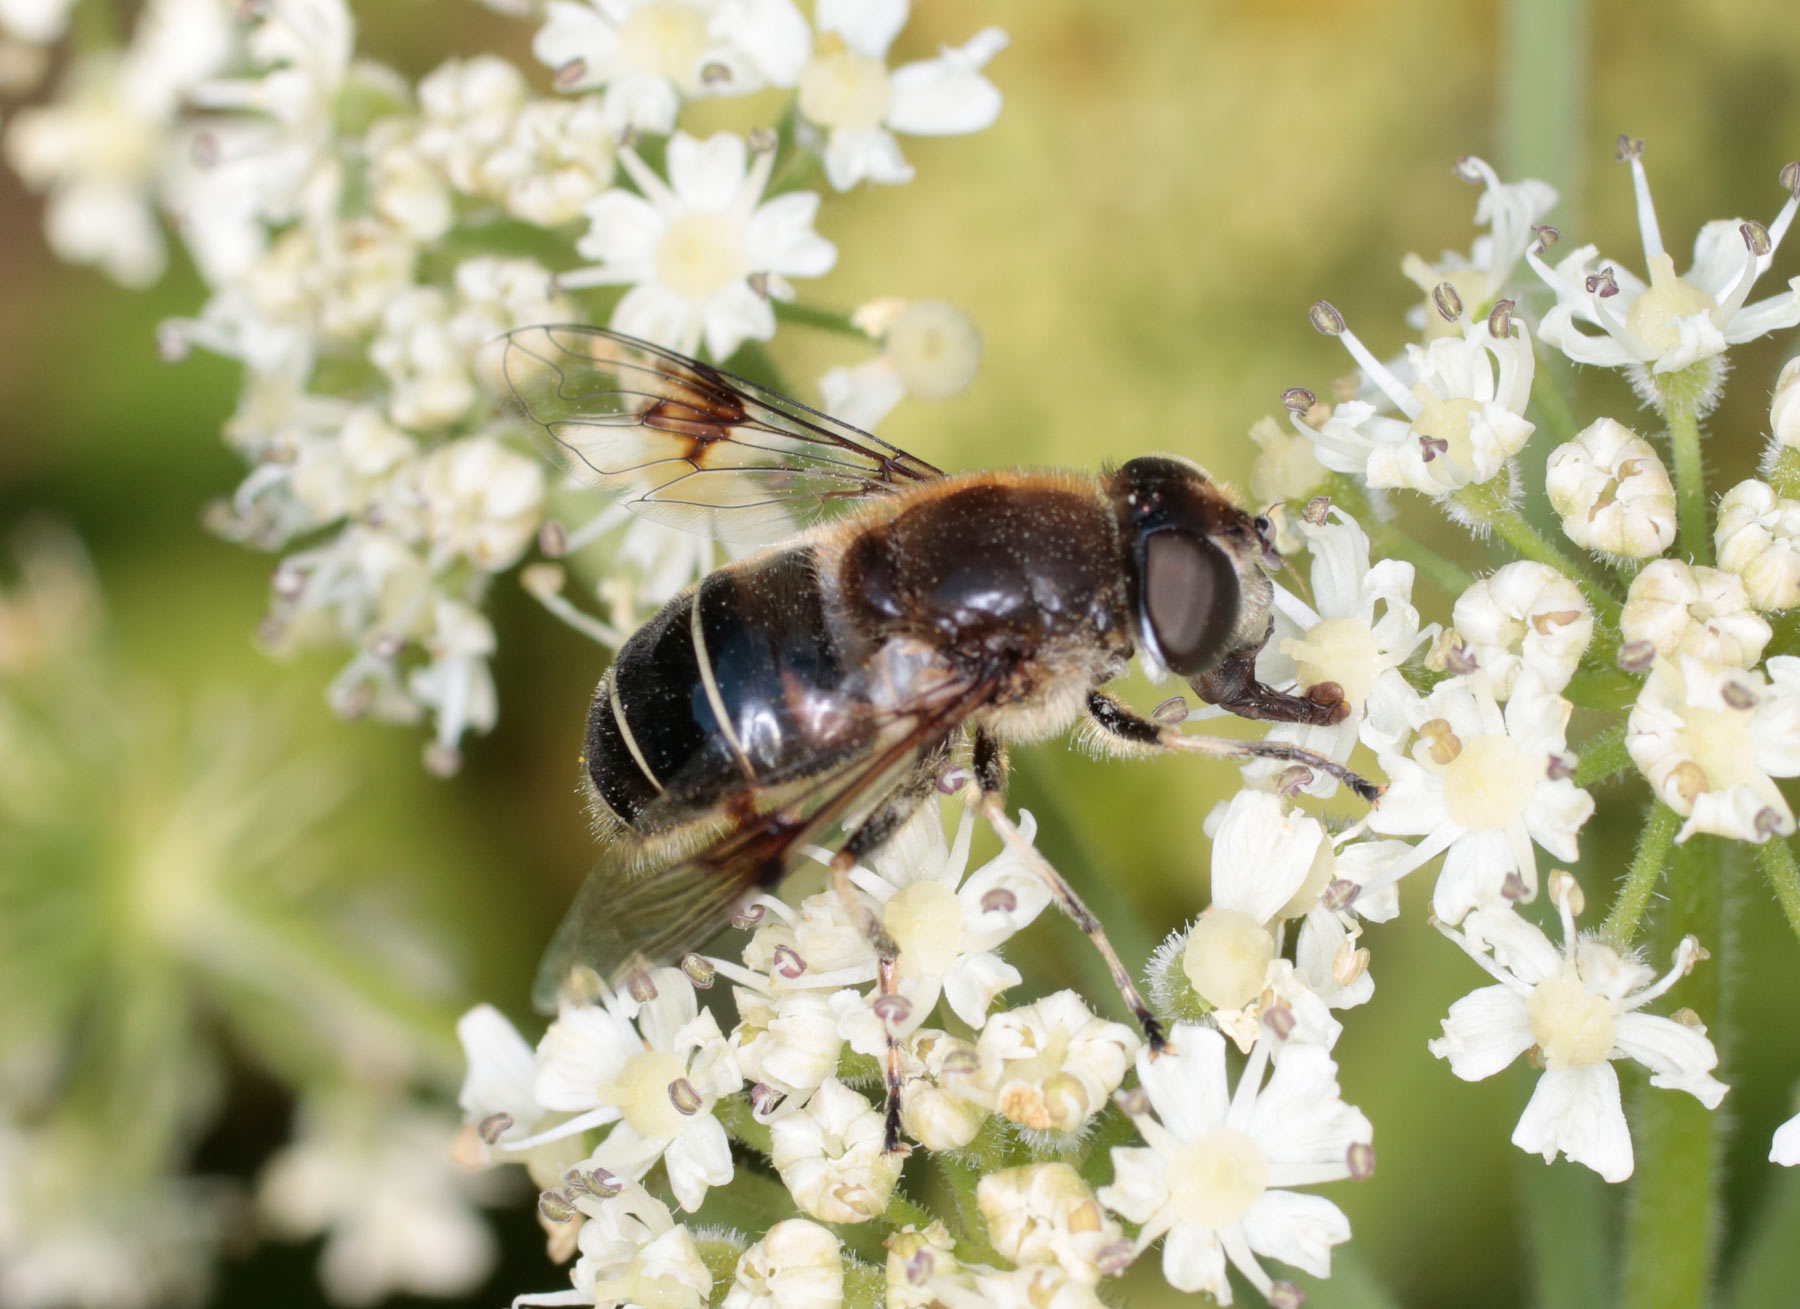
[{"left": 498, "top": 326, "right": 1378, "bottom": 1147}]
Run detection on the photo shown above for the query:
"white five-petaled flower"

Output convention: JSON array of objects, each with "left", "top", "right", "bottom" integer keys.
[
  {"left": 1099, "top": 1025, "right": 1371, "bottom": 1305},
  {"left": 1302, "top": 314, "right": 1536, "bottom": 497},
  {"left": 1544, "top": 416, "right": 1678, "bottom": 560},
  {"left": 1716, "top": 479, "right": 1800, "bottom": 611},
  {"left": 562, "top": 131, "right": 837, "bottom": 360},
  {"left": 407, "top": 597, "right": 500, "bottom": 770},
  {"left": 964, "top": 990, "right": 1139, "bottom": 1136},
  {"left": 1620, "top": 559, "right": 1771, "bottom": 669},
  {"left": 1528, "top": 144, "right": 1800, "bottom": 389},
  {"left": 1626, "top": 654, "right": 1800, "bottom": 843},
  {"left": 1402, "top": 155, "right": 1558, "bottom": 338},
  {"left": 533, "top": 0, "right": 810, "bottom": 133},
  {"left": 1370, "top": 670, "right": 1593, "bottom": 924},
  {"left": 515, "top": 1180, "right": 713, "bottom": 1309},
  {"left": 1450, "top": 561, "right": 1593, "bottom": 699},
  {"left": 797, "top": 0, "right": 1007, "bottom": 191},
  {"left": 1429, "top": 877, "right": 1727, "bottom": 1183},
  {"left": 520, "top": 966, "right": 741, "bottom": 1212},
  {"left": 1245, "top": 509, "right": 1434, "bottom": 795}
]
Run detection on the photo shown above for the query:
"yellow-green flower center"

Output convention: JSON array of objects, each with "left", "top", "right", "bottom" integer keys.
[
  {"left": 655, "top": 211, "right": 748, "bottom": 302},
  {"left": 1167, "top": 1127, "right": 1269, "bottom": 1228},
  {"left": 1183, "top": 908, "right": 1274, "bottom": 1010},
  {"left": 798, "top": 49, "right": 892, "bottom": 133},
  {"left": 1624, "top": 252, "right": 1716, "bottom": 356},
  {"left": 1526, "top": 969, "right": 1618, "bottom": 1067},
  {"left": 618, "top": 1, "right": 712, "bottom": 86},
  {"left": 1441, "top": 732, "right": 1539, "bottom": 830},
  {"left": 1282, "top": 615, "right": 1379, "bottom": 707}
]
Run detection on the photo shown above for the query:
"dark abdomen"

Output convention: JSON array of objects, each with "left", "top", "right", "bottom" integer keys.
[{"left": 585, "top": 546, "right": 862, "bottom": 830}]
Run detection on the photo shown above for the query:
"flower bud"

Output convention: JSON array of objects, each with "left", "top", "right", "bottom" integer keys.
[
  {"left": 1451, "top": 561, "right": 1592, "bottom": 699},
  {"left": 1716, "top": 479, "right": 1800, "bottom": 611},
  {"left": 1772, "top": 355, "right": 1800, "bottom": 450},
  {"left": 1545, "top": 418, "right": 1676, "bottom": 558},
  {"left": 1621, "top": 559, "right": 1771, "bottom": 668}
]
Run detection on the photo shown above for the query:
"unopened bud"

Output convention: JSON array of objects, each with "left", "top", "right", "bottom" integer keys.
[
  {"left": 1309, "top": 300, "right": 1346, "bottom": 336},
  {"left": 370, "top": 630, "right": 405, "bottom": 660},
  {"left": 1432, "top": 281, "right": 1464, "bottom": 322},
  {"left": 1281, "top": 385, "right": 1317, "bottom": 413}
]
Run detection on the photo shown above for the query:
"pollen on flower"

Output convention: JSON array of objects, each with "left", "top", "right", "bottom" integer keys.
[{"left": 1183, "top": 908, "right": 1276, "bottom": 1011}]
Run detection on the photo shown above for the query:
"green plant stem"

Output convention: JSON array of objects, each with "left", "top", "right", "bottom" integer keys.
[
  {"left": 1571, "top": 718, "right": 1630, "bottom": 787},
  {"left": 1480, "top": 502, "right": 1624, "bottom": 623},
  {"left": 1500, "top": 0, "right": 1588, "bottom": 225},
  {"left": 1756, "top": 836, "right": 1800, "bottom": 950},
  {"left": 1600, "top": 800, "right": 1678, "bottom": 946},
  {"left": 773, "top": 301, "right": 870, "bottom": 338},
  {"left": 934, "top": 1154, "right": 1001, "bottom": 1264},
  {"left": 716, "top": 1093, "right": 775, "bottom": 1157},
  {"left": 1667, "top": 403, "right": 1711, "bottom": 564},
  {"left": 1325, "top": 476, "right": 1475, "bottom": 597},
  {"left": 1619, "top": 837, "right": 1733, "bottom": 1309}
]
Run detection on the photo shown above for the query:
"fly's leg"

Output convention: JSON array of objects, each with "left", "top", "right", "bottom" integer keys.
[
  {"left": 1191, "top": 637, "right": 1353, "bottom": 726},
  {"left": 1085, "top": 690, "right": 1384, "bottom": 804},
  {"left": 826, "top": 761, "right": 941, "bottom": 1155},
  {"left": 968, "top": 730, "right": 1167, "bottom": 1055}
]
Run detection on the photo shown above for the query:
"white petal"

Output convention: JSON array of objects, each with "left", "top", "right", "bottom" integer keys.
[
  {"left": 1138, "top": 1024, "right": 1229, "bottom": 1141},
  {"left": 700, "top": 280, "right": 775, "bottom": 360},
  {"left": 1428, "top": 983, "right": 1533, "bottom": 1082},
  {"left": 666, "top": 131, "right": 747, "bottom": 211},
  {"left": 612, "top": 281, "right": 697, "bottom": 351},
  {"left": 1242, "top": 1189, "right": 1351, "bottom": 1278},
  {"left": 1161, "top": 1223, "right": 1231, "bottom": 1299},
  {"left": 1613, "top": 1012, "right": 1727, "bottom": 1108},
  {"left": 576, "top": 187, "right": 666, "bottom": 265},
  {"left": 534, "top": 1006, "right": 635, "bottom": 1111},
  {"left": 815, "top": 0, "right": 907, "bottom": 58},
  {"left": 724, "top": 0, "right": 813, "bottom": 84},
  {"left": 1772, "top": 1112, "right": 1800, "bottom": 1165},
  {"left": 746, "top": 191, "right": 836, "bottom": 276},
  {"left": 943, "top": 951, "right": 1021, "bottom": 1028},
  {"left": 1097, "top": 1146, "right": 1167, "bottom": 1225},
  {"left": 457, "top": 1005, "right": 540, "bottom": 1129},
  {"left": 822, "top": 127, "right": 914, "bottom": 191},
  {"left": 1249, "top": 1044, "right": 1370, "bottom": 1167},
  {"left": 1512, "top": 1063, "right": 1634, "bottom": 1182},
  {"left": 885, "top": 29, "right": 1008, "bottom": 136},
  {"left": 663, "top": 1115, "right": 735, "bottom": 1211}
]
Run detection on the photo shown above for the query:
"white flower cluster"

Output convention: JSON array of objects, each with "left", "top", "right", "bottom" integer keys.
[{"left": 2, "top": 0, "right": 1000, "bottom": 773}]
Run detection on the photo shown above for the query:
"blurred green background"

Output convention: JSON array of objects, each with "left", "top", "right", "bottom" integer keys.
[{"left": 5, "top": 0, "right": 1800, "bottom": 1305}]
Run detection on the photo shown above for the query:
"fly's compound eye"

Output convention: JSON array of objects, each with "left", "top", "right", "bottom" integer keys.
[{"left": 1141, "top": 531, "right": 1239, "bottom": 676}]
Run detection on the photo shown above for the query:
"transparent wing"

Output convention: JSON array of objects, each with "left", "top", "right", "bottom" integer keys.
[
  {"left": 532, "top": 676, "right": 994, "bottom": 1012},
  {"left": 496, "top": 324, "right": 945, "bottom": 545}
]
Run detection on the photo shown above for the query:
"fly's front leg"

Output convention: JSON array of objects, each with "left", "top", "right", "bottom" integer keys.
[
  {"left": 968, "top": 730, "right": 1168, "bottom": 1055},
  {"left": 1191, "top": 635, "right": 1350, "bottom": 727},
  {"left": 1085, "top": 690, "right": 1384, "bottom": 804}
]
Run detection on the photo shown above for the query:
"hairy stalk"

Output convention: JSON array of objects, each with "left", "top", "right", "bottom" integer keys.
[
  {"left": 1571, "top": 718, "right": 1631, "bottom": 787},
  {"left": 774, "top": 300, "right": 871, "bottom": 338},
  {"left": 1601, "top": 800, "right": 1678, "bottom": 946},
  {"left": 1666, "top": 403, "right": 1711, "bottom": 565},
  {"left": 1619, "top": 837, "right": 1734, "bottom": 1309},
  {"left": 1454, "top": 477, "right": 1625, "bottom": 626},
  {"left": 1755, "top": 836, "right": 1800, "bottom": 950},
  {"left": 935, "top": 1153, "right": 1002, "bottom": 1265}
]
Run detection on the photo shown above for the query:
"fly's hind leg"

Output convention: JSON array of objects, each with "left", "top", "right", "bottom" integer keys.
[
  {"left": 1086, "top": 690, "right": 1384, "bottom": 803},
  {"left": 825, "top": 753, "right": 945, "bottom": 1155},
  {"left": 968, "top": 730, "right": 1167, "bottom": 1055}
]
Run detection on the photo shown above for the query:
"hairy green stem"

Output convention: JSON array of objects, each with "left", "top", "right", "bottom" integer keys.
[
  {"left": 773, "top": 301, "right": 871, "bottom": 338},
  {"left": 1756, "top": 836, "right": 1800, "bottom": 950},
  {"left": 1619, "top": 837, "right": 1733, "bottom": 1309},
  {"left": 1667, "top": 403, "right": 1711, "bottom": 564},
  {"left": 1601, "top": 800, "right": 1678, "bottom": 947},
  {"left": 1571, "top": 718, "right": 1631, "bottom": 787},
  {"left": 1481, "top": 502, "right": 1625, "bottom": 622}
]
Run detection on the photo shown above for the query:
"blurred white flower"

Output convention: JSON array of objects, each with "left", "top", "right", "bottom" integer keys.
[
  {"left": 1773, "top": 1112, "right": 1800, "bottom": 1166},
  {"left": 898, "top": 1028, "right": 989, "bottom": 1150},
  {"left": 1716, "top": 479, "right": 1800, "bottom": 611},
  {"left": 820, "top": 298, "right": 983, "bottom": 430},
  {"left": 769, "top": 1078, "right": 902, "bottom": 1224},
  {"left": 1772, "top": 354, "right": 1800, "bottom": 450},
  {"left": 1450, "top": 561, "right": 1592, "bottom": 698},
  {"left": 798, "top": 1, "right": 1007, "bottom": 191},
  {"left": 1302, "top": 314, "right": 1535, "bottom": 497},
  {"left": 1544, "top": 417, "right": 1678, "bottom": 559},
  {"left": 1099, "top": 1026, "right": 1370, "bottom": 1305},
  {"left": 258, "top": 1097, "right": 500, "bottom": 1306},
  {"left": 0, "top": 0, "right": 75, "bottom": 43},
  {"left": 408, "top": 597, "right": 500, "bottom": 771},
  {"left": 1529, "top": 142, "right": 1800, "bottom": 385},
  {"left": 518, "top": 1181, "right": 712, "bottom": 1309},
  {"left": 1627, "top": 654, "right": 1800, "bottom": 843},
  {"left": 1430, "top": 878, "right": 1725, "bottom": 1182},
  {"left": 563, "top": 131, "right": 836, "bottom": 359},
  {"left": 1402, "top": 156, "right": 1557, "bottom": 337},
  {"left": 1620, "top": 559, "right": 1770, "bottom": 669},
  {"left": 417, "top": 437, "right": 546, "bottom": 572},
  {"left": 1248, "top": 414, "right": 1329, "bottom": 509},
  {"left": 533, "top": 0, "right": 810, "bottom": 133}
]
